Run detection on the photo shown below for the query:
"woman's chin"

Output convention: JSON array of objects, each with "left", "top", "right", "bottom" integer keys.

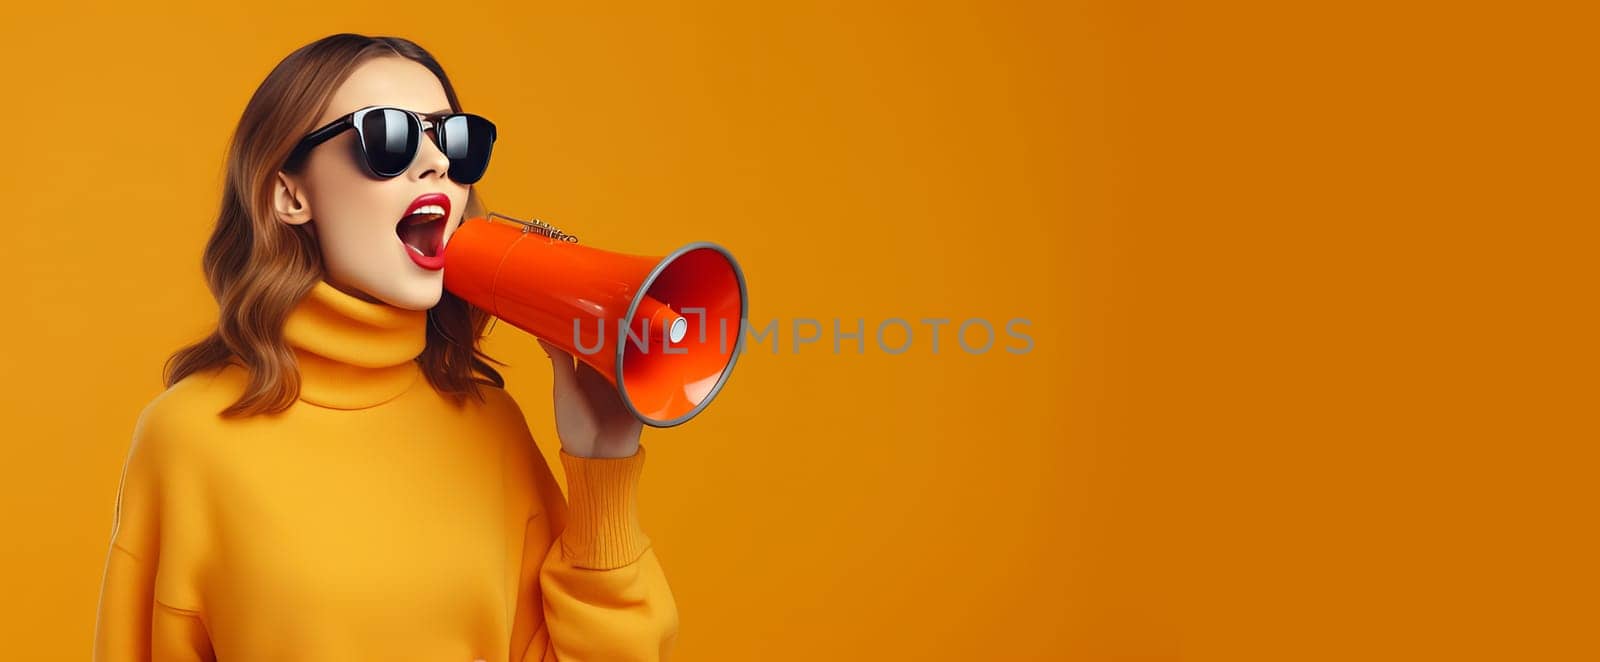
[
  {"left": 348, "top": 271, "right": 444, "bottom": 311},
  {"left": 385, "top": 279, "right": 445, "bottom": 311}
]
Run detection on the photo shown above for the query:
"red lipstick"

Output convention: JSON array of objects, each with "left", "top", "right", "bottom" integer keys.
[{"left": 396, "top": 193, "right": 452, "bottom": 271}]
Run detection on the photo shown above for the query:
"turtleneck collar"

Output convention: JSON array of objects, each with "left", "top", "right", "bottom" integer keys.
[{"left": 282, "top": 279, "right": 428, "bottom": 410}]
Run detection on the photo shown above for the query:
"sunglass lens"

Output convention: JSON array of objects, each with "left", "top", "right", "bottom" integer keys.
[
  {"left": 358, "top": 108, "right": 420, "bottom": 177},
  {"left": 438, "top": 114, "right": 496, "bottom": 184}
]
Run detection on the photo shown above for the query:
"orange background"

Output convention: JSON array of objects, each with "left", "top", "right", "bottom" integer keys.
[{"left": 2, "top": 2, "right": 1594, "bottom": 660}]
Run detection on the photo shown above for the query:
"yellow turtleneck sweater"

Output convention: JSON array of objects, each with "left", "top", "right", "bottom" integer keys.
[{"left": 93, "top": 280, "right": 679, "bottom": 661}]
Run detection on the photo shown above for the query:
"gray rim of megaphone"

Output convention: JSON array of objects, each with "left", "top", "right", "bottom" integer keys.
[{"left": 616, "top": 241, "right": 750, "bottom": 428}]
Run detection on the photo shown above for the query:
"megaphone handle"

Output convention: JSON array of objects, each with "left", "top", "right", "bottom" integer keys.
[{"left": 485, "top": 211, "right": 581, "bottom": 243}]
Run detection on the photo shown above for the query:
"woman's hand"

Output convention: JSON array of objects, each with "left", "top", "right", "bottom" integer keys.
[{"left": 538, "top": 339, "right": 644, "bottom": 459}]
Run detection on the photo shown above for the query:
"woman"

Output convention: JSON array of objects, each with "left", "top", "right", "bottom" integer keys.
[{"left": 92, "top": 34, "right": 679, "bottom": 661}]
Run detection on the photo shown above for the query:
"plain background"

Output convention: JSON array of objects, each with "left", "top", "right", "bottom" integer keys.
[{"left": 1, "top": 2, "right": 1595, "bottom": 660}]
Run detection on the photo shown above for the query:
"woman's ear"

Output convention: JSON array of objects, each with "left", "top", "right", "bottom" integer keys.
[{"left": 272, "top": 171, "right": 313, "bottom": 226}]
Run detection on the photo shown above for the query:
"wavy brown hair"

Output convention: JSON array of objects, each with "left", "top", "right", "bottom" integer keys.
[{"left": 164, "top": 33, "right": 505, "bottom": 417}]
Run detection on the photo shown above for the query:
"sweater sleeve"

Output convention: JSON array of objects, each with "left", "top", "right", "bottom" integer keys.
[
  {"left": 512, "top": 445, "right": 680, "bottom": 661},
  {"left": 93, "top": 403, "right": 216, "bottom": 662}
]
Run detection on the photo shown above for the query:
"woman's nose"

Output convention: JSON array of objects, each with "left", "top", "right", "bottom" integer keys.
[{"left": 411, "top": 130, "right": 452, "bottom": 181}]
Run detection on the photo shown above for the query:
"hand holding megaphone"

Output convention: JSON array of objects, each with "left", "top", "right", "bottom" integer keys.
[
  {"left": 442, "top": 212, "right": 749, "bottom": 428},
  {"left": 536, "top": 337, "right": 645, "bottom": 458}
]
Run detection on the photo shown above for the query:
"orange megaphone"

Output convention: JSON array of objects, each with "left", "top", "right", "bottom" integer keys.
[{"left": 442, "top": 212, "right": 748, "bottom": 427}]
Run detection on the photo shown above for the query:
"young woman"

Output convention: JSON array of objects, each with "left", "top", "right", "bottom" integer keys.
[{"left": 92, "top": 34, "right": 679, "bottom": 661}]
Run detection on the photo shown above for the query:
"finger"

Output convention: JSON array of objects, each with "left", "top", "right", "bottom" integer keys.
[
  {"left": 537, "top": 338, "right": 572, "bottom": 362},
  {"left": 538, "top": 339, "right": 581, "bottom": 398},
  {"left": 574, "top": 359, "right": 644, "bottom": 427},
  {"left": 575, "top": 359, "right": 620, "bottom": 405}
]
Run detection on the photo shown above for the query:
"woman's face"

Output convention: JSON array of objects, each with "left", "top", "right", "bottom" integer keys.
[{"left": 272, "top": 56, "right": 471, "bottom": 311}]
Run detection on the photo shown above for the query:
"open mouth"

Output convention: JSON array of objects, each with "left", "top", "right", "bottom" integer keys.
[{"left": 396, "top": 204, "right": 449, "bottom": 258}]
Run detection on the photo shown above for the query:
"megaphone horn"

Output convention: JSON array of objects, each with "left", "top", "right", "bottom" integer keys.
[{"left": 442, "top": 212, "right": 749, "bottom": 427}]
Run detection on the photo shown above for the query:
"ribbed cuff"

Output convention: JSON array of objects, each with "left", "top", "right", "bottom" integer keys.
[{"left": 558, "top": 445, "right": 652, "bottom": 570}]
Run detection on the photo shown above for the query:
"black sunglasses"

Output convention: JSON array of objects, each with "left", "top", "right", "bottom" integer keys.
[{"left": 284, "top": 105, "right": 497, "bottom": 184}]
